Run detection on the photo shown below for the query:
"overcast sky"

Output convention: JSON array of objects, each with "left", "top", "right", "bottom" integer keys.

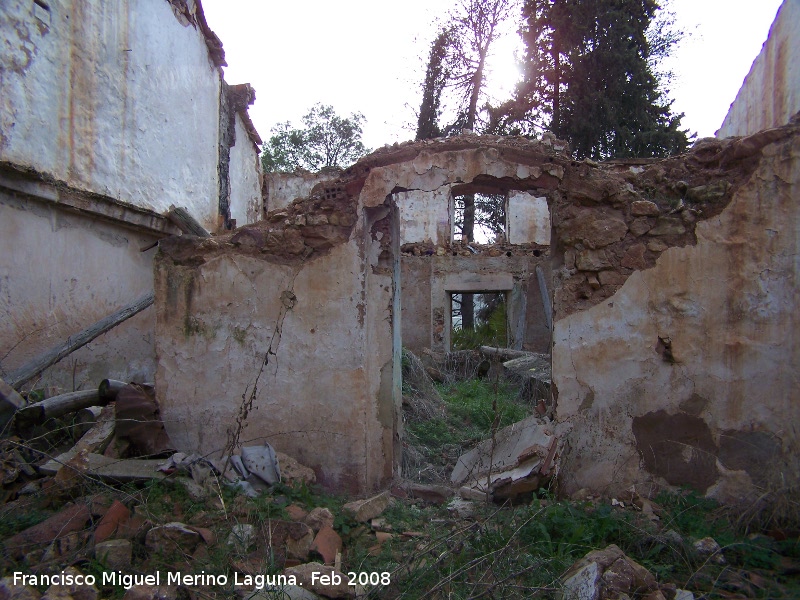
[{"left": 201, "top": 0, "right": 784, "bottom": 150}]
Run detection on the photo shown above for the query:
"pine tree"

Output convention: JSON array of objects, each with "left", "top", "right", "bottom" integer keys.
[{"left": 510, "top": 0, "right": 689, "bottom": 159}]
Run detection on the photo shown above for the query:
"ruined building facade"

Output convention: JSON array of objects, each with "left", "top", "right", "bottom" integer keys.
[
  {"left": 0, "top": 0, "right": 262, "bottom": 391},
  {"left": 157, "top": 123, "right": 800, "bottom": 497}
]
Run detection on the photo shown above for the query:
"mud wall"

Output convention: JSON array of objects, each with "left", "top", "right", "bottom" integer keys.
[
  {"left": 552, "top": 125, "right": 800, "bottom": 500},
  {"left": 154, "top": 136, "right": 568, "bottom": 493},
  {"left": 718, "top": 0, "right": 800, "bottom": 137},
  {"left": 155, "top": 238, "right": 394, "bottom": 494}
]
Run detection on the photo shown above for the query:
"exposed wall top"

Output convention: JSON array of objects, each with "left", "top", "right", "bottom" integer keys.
[
  {"left": 0, "top": 0, "right": 261, "bottom": 231},
  {"left": 718, "top": 0, "right": 800, "bottom": 137}
]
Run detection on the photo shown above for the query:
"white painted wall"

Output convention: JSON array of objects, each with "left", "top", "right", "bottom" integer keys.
[
  {"left": 265, "top": 172, "right": 338, "bottom": 212},
  {"left": 0, "top": 0, "right": 222, "bottom": 228},
  {"left": 0, "top": 192, "right": 158, "bottom": 392},
  {"left": 507, "top": 191, "right": 550, "bottom": 245},
  {"left": 394, "top": 188, "right": 451, "bottom": 245},
  {"left": 718, "top": 0, "right": 800, "bottom": 137},
  {"left": 229, "top": 113, "right": 262, "bottom": 225}
]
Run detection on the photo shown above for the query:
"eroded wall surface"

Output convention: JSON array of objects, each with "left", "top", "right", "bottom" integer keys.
[
  {"left": 0, "top": 0, "right": 262, "bottom": 390},
  {"left": 229, "top": 112, "right": 263, "bottom": 226},
  {"left": 552, "top": 125, "right": 800, "bottom": 500},
  {"left": 156, "top": 126, "right": 800, "bottom": 499},
  {"left": 155, "top": 136, "right": 567, "bottom": 493},
  {"left": 0, "top": 0, "right": 225, "bottom": 227},
  {"left": 0, "top": 182, "right": 162, "bottom": 392},
  {"left": 718, "top": 0, "right": 800, "bottom": 137}
]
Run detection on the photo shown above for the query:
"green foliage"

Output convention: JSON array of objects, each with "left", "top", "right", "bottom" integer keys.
[
  {"left": 0, "top": 509, "right": 50, "bottom": 539},
  {"left": 507, "top": 0, "right": 690, "bottom": 159},
  {"left": 407, "top": 378, "right": 528, "bottom": 452},
  {"left": 260, "top": 103, "right": 369, "bottom": 172},
  {"left": 452, "top": 293, "right": 507, "bottom": 349},
  {"left": 415, "top": 0, "right": 516, "bottom": 139}
]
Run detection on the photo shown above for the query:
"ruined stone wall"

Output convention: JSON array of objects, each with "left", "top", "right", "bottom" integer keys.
[
  {"left": 155, "top": 136, "right": 568, "bottom": 493},
  {"left": 401, "top": 254, "right": 551, "bottom": 355},
  {"left": 155, "top": 182, "right": 393, "bottom": 493},
  {"left": 718, "top": 0, "right": 800, "bottom": 137},
  {"left": 551, "top": 124, "right": 800, "bottom": 500},
  {"left": 264, "top": 171, "right": 342, "bottom": 214}
]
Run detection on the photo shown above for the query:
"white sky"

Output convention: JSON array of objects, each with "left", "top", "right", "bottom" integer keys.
[{"left": 201, "top": 0, "right": 784, "bottom": 150}]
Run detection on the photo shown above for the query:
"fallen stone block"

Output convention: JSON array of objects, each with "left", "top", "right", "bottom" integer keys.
[
  {"left": 408, "top": 483, "right": 452, "bottom": 505},
  {"left": 145, "top": 522, "right": 201, "bottom": 555},
  {"left": 276, "top": 451, "right": 316, "bottom": 486},
  {"left": 559, "top": 544, "right": 658, "bottom": 600},
  {"left": 342, "top": 491, "right": 391, "bottom": 522},
  {"left": 304, "top": 507, "right": 335, "bottom": 532},
  {"left": 451, "top": 416, "right": 567, "bottom": 500},
  {"left": 95, "top": 539, "right": 132, "bottom": 570},
  {"left": 285, "top": 522, "right": 315, "bottom": 561}
]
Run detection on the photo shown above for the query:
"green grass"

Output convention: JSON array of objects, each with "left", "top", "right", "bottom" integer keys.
[{"left": 406, "top": 378, "right": 530, "bottom": 453}]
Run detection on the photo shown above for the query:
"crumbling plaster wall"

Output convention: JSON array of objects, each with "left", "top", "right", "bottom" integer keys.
[
  {"left": 156, "top": 126, "right": 800, "bottom": 498},
  {"left": 551, "top": 124, "right": 800, "bottom": 499},
  {"left": 264, "top": 171, "right": 341, "bottom": 214},
  {"left": 155, "top": 136, "right": 569, "bottom": 493},
  {"left": 0, "top": 0, "right": 225, "bottom": 228},
  {"left": 0, "top": 182, "right": 163, "bottom": 392},
  {"left": 229, "top": 112, "right": 263, "bottom": 226},
  {"left": 718, "top": 0, "right": 800, "bottom": 137}
]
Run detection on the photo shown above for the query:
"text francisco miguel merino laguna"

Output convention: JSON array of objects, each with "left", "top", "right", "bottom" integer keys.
[{"left": 13, "top": 571, "right": 305, "bottom": 590}]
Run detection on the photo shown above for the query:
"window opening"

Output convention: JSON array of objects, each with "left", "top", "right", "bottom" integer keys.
[
  {"left": 452, "top": 193, "right": 507, "bottom": 244},
  {"left": 450, "top": 292, "right": 508, "bottom": 350}
]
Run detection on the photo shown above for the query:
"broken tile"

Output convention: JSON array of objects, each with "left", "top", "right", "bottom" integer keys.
[
  {"left": 310, "top": 525, "right": 342, "bottom": 565},
  {"left": 94, "top": 499, "right": 131, "bottom": 544},
  {"left": 5, "top": 503, "right": 91, "bottom": 559}
]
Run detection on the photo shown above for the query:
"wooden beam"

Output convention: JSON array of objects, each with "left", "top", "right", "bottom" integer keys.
[
  {"left": 167, "top": 205, "right": 211, "bottom": 237},
  {"left": 16, "top": 389, "right": 102, "bottom": 425},
  {"left": 7, "top": 293, "right": 154, "bottom": 390}
]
